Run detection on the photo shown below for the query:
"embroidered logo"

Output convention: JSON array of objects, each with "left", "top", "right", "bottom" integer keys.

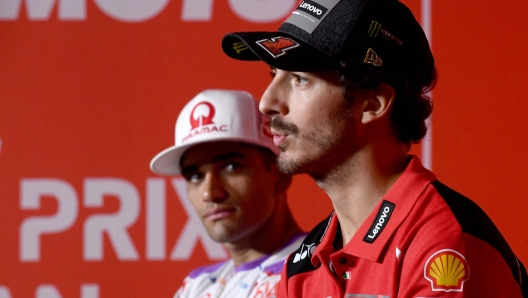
[
  {"left": 367, "top": 19, "right": 403, "bottom": 46},
  {"left": 232, "top": 41, "right": 249, "bottom": 54},
  {"left": 292, "top": 243, "right": 317, "bottom": 263},
  {"left": 256, "top": 36, "right": 300, "bottom": 58},
  {"left": 364, "top": 48, "right": 383, "bottom": 67},
  {"left": 368, "top": 20, "right": 382, "bottom": 38},
  {"left": 424, "top": 249, "right": 470, "bottom": 292},
  {"left": 190, "top": 101, "right": 215, "bottom": 130},
  {"left": 363, "top": 200, "right": 395, "bottom": 243},
  {"left": 181, "top": 101, "right": 227, "bottom": 143},
  {"left": 297, "top": 0, "right": 329, "bottom": 20}
]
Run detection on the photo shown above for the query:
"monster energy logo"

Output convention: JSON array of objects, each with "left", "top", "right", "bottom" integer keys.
[
  {"left": 232, "top": 42, "right": 249, "bottom": 54},
  {"left": 368, "top": 20, "right": 382, "bottom": 38}
]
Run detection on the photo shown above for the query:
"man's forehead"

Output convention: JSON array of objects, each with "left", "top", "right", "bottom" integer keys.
[{"left": 180, "top": 142, "right": 259, "bottom": 169}]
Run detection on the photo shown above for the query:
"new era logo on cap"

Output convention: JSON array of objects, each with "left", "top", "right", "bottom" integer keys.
[{"left": 364, "top": 48, "right": 382, "bottom": 66}]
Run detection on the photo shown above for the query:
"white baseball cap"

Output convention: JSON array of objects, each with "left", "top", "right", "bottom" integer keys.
[{"left": 150, "top": 89, "right": 279, "bottom": 175}]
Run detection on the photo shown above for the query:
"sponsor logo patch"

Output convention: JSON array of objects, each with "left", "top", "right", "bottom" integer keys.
[
  {"left": 256, "top": 36, "right": 300, "bottom": 58},
  {"left": 367, "top": 20, "right": 403, "bottom": 46},
  {"left": 424, "top": 249, "right": 470, "bottom": 292},
  {"left": 252, "top": 280, "right": 278, "bottom": 298},
  {"left": 364, "top": 48, "right": 383, "bottom": 67},
  {"left": 181, "top": 101, "right": 228, "bottom": 143},
  {"left": 284, "top": 0, "right": 340, "bottom": 34},
  {"left": 363, "top": 200, "right": 395, "bottom": 243},
  {"left": 368, "top": 20, "right": 382, "bottom": 38},
  {"left": 232, "top": 41, "right": 249, "bottom": 54},
  {"left": 190, "top": 101, "right": 215, "bottom": 130},
  {"left": 297, "top": 0, "right": 329, "bottom": 20},
  {"left": 292, "top": 242, "right": 317, "bottom": 263}
]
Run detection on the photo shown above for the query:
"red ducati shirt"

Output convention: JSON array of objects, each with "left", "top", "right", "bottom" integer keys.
[{"left": 278, "top": 156, "right": 527, "bottom": 297}]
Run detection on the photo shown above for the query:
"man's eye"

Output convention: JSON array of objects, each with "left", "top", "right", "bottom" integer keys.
[
  {"left": 184, "top": 173, "right": 202, "bottom": 183},
  {"left": 293, "top": 74, "right": 308, "bottom": 85},
  {"left": 224, "top": 163, "right": 240, "bottom": 172}
]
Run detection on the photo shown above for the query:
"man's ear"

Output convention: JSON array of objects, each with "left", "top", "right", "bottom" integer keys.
[{"left": 360, "top": 83, "right": 395, "bottom": 124}]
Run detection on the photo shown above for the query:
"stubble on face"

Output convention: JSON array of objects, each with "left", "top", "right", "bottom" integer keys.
[{"left": 270, "top": 100, "right": 358, "bottom": 182}]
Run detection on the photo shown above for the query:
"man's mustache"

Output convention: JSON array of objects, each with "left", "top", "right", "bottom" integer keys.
[{"left": 270, "top": 118, "right": 299, "bottom": 135}]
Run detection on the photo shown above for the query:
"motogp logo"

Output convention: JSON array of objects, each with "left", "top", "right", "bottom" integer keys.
[{"left": 190, "top": 101, "right": 215, "bottom": 130}]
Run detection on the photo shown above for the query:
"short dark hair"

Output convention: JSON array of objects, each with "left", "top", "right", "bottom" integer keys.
[{"left": 339, "top": 62, "right": 437, "bottom": 144}]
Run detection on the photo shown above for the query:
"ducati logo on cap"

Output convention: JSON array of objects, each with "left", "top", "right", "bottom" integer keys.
[
  {"left": 256, "top": 36, "right": 300, "bottom": 58},
  {"left": 364, "top": 48, "right": 383, "bottom": 66},
  {"left": 181, "top": 101, "right": 227, "bottom": 143},
  {"left": 424, "top": 249, "right": 470, "bottom": 292}
]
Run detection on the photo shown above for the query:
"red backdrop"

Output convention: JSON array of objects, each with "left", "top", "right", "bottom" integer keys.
[{"left": 1, "top": 0, "right": 527, "bottom": 297}]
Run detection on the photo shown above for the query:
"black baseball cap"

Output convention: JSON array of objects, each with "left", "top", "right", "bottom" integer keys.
[{"left": 222, "top": 0, "right": 434, "bottom": 84}]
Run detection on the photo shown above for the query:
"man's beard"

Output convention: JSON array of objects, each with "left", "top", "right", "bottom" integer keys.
[{"left": 270, "top": 105, "right": 356, "bottom": 180}]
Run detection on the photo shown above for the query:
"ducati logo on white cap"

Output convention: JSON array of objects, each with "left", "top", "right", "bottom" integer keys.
[{"left": 181, "top": 101, "right": 228, "bottom": 143}]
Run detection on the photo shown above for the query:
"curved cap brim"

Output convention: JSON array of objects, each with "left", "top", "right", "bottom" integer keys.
[
  {"left": 222, "top": 31, "right": 340, "bottom": 72},
  {"left": 150, "top": 143, "right": 194, "bottom": 176}
]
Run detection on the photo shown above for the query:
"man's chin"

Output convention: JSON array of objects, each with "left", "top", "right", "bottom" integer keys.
[{"left": 277, "top": 154, "right": 307, "bottom": 175}]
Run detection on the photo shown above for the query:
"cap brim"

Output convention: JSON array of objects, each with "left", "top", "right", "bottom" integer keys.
[
  {"left": 150, "top": 143, "right": 194, "bottom": 176},
  {"left": 222, "top": 31, "right": 340, "bottom": 72},
  {"left": 150, "top": 138, "right": 281, "bottom": 176}
]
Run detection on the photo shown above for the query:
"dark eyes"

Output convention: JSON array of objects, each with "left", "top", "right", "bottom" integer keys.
[
  {"left": 224, "top": 162, "right": 241, "bottom": 172},
  {"left": 183, "top": 172, "right": 202, "bottom": 183},
  {"left": 183, "top": 162, "right": 242, "bottom": 183}
]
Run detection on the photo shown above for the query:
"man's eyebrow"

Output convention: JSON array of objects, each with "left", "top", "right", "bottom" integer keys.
[
  {"left": 181, "top": 152, "right": 248, "bottom": 175},
  {"left": 211, "top": 152, "right": 247, "bottom": 163}
]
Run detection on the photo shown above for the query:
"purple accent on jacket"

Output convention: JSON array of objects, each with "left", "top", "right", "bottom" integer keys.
[
  {"left": 234, "top": 254, "right": 269, "bottom": 274},
  {"left": 188, "top": 260, "right": 228, "bottom": 279},
  {"left": 263, "top": 260, "right": 286, "bottom": 275}
]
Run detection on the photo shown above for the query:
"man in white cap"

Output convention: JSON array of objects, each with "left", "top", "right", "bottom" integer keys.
[{"left": 150, "top": 89, "right": 304, "bottom": 298}]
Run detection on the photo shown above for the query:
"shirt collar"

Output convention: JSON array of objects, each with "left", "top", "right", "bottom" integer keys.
[{"left": 311, "top": 156, "right": 436, "bottom": 263}]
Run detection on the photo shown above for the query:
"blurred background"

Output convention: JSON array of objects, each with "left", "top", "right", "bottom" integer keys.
[{"left": 1, "top": 0, "right": 527, "bottom": 296}]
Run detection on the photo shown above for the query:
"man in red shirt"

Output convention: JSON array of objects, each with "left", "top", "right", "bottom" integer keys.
[{"left": 220, "top": 0, "right": 528, "bottom": 296}]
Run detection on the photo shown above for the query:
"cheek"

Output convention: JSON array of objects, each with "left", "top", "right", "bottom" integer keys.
[
  {"left": 185, "top": 187, "right": 204, "bottom": 210},
  {"left": 231, "top": 176, "right": 274, "bottom": 207}
]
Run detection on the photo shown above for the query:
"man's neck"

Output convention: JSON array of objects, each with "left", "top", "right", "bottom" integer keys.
[
  {"left": 315, "top": 144, "right": 410, "bottom": 246},
  {"left": 224, "top": 197, "right": 302, "bottom": 267}
]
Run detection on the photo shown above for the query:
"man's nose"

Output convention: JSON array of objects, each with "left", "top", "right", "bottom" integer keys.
[
  {"left": 201, "top": 172, "right": 228, "bottom": 203},
  {"left": 260, "top": 72, "right": 289, "bottom": 117}
]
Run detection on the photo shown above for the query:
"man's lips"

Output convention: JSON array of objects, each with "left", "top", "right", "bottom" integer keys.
[
  {"left": 203, "top": 207, "right": 235, "bottom": 221},
  {"left": 271, "top": 130, "right": 288, "bottom": 146}
]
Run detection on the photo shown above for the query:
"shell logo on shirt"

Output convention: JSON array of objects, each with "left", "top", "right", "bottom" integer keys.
[{"left": 424, "top": 249, "right": 470, "bottom": 292}]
